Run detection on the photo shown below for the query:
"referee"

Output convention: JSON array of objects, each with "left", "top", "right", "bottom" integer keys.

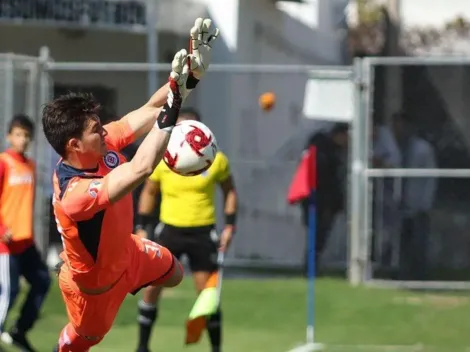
[{"left": 134, "top": 108, "right": 238, "bottom": 352}]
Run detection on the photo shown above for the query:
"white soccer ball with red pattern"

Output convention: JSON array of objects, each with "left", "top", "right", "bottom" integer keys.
[{"left": 164, "top": 120, "right": 218, "bottom": 176}]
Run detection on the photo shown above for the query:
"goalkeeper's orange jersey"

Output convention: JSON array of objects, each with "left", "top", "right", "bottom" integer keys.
[{"left": 52, "top": 119, "right": 136, "bottom": 290}]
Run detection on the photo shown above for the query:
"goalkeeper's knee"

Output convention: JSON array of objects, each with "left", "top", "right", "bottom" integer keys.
[{"left": 56, "top": 324, "right": 103, "bottom": 351}]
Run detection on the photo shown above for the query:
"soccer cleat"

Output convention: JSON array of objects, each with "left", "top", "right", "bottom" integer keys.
[{"left": 2, "top": 328, "right": 38, "bottom": 352}]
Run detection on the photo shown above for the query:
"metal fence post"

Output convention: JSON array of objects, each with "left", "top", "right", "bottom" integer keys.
[
  {"left": 3, "top": 57, "right": 14, "bottom": 151},
  {"left": 34, "top": 46, "right": 53, "bottom": 258},
  {"left": 349, "top": 58, "right": 364, "bottom": 286},
  {"left": 361, "top": 58, "right": 374, "bottom": 283}
]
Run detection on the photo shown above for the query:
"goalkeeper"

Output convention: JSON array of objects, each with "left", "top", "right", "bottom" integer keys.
[{"left": 45, "top": 17, "right": 219, "bottom": 350}]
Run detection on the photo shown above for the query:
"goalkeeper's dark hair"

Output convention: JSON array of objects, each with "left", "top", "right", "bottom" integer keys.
[
  {"left": 42, "top": 92, "right": 101, "bottom": 157},
  {"left": 178, "top": 107, "right": 201, "bottom": 122},
  {"left": 8, "top": 114, "right": 34, "bottom": 135}
]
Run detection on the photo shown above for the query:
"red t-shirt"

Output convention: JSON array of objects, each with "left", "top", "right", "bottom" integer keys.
[{"left": 0, "top": 149, "right": 35, "bottom": 254}]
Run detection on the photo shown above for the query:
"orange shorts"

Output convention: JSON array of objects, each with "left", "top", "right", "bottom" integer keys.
[{"left": 58, "top": 235, "right": 177, "bottom": 338}]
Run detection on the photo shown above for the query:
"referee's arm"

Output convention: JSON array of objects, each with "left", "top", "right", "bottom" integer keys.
[
  {"left": 135, "top": 178, "right": 160, "bottom": 238},
  {"left": 220, "top": 175, "right": 237, "bottom": 221},
  {"left": 218, "top": 173, "right": 238, "bottom": 251}
]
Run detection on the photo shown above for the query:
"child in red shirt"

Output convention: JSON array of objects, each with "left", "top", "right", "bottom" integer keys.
[{"left": 0, "top": 115, "right": 51, "bottom": 352}]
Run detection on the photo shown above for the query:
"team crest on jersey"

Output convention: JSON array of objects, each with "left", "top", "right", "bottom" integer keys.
[
  {"left": 88, "top": 180, "right": 102, "bottom": 198},
  {"left": 104, "top": 151, "right": 120, "bottom": 169}
]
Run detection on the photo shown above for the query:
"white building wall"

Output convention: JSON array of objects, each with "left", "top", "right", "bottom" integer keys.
[
  {"left": 192, "top": 0, "right": 347, "bottom": 266},
  {"left": 195, "top": 0, "right": 346, "bottom": 158},
  {"left": 0, "top": 24, "right": 187, "bottom": 115}
]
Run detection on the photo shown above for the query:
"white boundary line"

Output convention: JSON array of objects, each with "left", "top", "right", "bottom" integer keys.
[
  {"left": 324, "top": 344, "right": 425, "bottom": 351},
  {"left": 286, "top": 343, "right": 464, "bottom": 352},
  {"left": 288, "top": 343, "right": 325, "bottom": 352}
]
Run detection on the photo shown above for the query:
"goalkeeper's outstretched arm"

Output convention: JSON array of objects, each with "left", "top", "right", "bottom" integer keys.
[
  {"left": 120, "top": 82, "right": 172, "bottom": 140},
  {"left": 105, "top": 52, "right": 189, "bottom": 203},
  {"left": 113, "top": 17, "right": 220, "bottom": 142},
  {"left": 119, "top": 52, "right": 184, "bottom": 140}
]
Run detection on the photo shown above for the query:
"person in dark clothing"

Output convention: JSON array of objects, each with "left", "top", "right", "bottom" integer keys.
[
  {"left": 301, "top": 123, "right": 348, "bottom": 275},
  {"left": 391, "top": 112, "right": 436, "bottom": 280}
]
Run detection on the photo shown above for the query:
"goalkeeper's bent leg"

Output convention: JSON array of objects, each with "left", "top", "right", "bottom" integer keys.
[
  {"left": 206, "top": 309, "right": 222, "bottom": 352},
  {"left": 56, "top": 323, "right": 103, "bottom": 351}
]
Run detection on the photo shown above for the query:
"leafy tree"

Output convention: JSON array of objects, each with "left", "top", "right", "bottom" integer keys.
[{"left": 348, "top": 0, "right": 386, "bottom": 56}]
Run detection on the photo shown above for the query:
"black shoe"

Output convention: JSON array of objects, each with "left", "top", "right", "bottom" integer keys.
[{"left": 6, "top": 327, "right": 37, "bottom": 352}]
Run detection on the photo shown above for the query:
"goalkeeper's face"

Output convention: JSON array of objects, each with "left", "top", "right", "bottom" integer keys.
[
  {"left": 69, "top": 117, "right": 108, "bottom": 162},
  {"left": 83, "top": 117, "right": 108, "bottom": 157}
]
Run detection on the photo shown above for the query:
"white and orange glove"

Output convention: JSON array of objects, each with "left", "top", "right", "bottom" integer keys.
[
  {"left": 157, "top": 18, "right": 220, "bottom": 133},
  {"left": 186, "top": 18, "right": 220, "bottom": 91},
  {"left": 155, "top": 49, "right": 189, "bottom": 132}
]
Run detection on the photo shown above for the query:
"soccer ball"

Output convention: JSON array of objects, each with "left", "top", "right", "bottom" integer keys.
[{"left": 164, "top": 120, "right": 218, "bottom": 176}]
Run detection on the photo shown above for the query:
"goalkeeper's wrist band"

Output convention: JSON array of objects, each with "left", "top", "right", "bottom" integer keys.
[
  {"left": 186, "top": 75, "right": 199, "bottom": 89},
  {"left": 136, "top": 214, "right": 154, "bottom": 229},
  {"left": 155, "top": 102, "right": 179, "bottom": 132},
  {"left": 155, "top": 79, "right": 182, "bottom": 132},
  {"left": 225, "top": 213, "right": 237, "bottom": 226}
]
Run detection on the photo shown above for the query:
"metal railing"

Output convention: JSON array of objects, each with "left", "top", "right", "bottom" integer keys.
[{"left": 4, "top": 50, "right": 470, "bottom": 290}]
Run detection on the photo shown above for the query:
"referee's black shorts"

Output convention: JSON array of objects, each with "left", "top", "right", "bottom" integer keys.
[{"left": 153, "top": 223, "right": 219, "bottom": 273}]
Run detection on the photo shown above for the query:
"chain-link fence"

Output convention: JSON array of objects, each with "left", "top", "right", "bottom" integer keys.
[
  {"left": 359, "top": 57, "right": 470, "bottom": 289},
  {"left": 0, "top": 52, "right": 355, "bottom": 271},
  {"left": 9, "top": 52, "right": 470, "bottom": 288}
]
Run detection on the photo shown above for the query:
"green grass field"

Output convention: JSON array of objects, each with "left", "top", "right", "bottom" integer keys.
[{"left": 2, "top": 276, "right": 470, "bottom": 352}]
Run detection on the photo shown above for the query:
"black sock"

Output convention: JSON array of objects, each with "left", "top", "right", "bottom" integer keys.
[
  {"left": 206, "top": 309, "right": 222, "bottom": 352},
  {"left": 137, "top": 300, "right": 158, "bottom": 349}
]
